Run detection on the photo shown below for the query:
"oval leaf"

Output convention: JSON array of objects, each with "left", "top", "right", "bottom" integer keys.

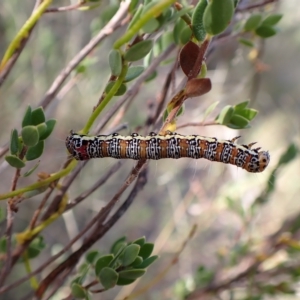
[
  {"left": 179, "top": 26, "right": 192, "bottom": 45},
  {"left": 124, "top": 66, "right": 144, "bottom": 82},
  {"left": 39, "top": 119, "right": 56, "bottom": 140},
  {"left": 192, "top": 0, "right": 208, "bottom": 41},
  {"left": 10, "top": 129, "right": 19, "bottom": 155},
  {"left": 124, "top": 40, "right": 153, "bottom": 62},
  {"left": 117, "top": 277, "right": 136, "bottom": 286},
  {"left": 109, "top": 49, "right": 122, "bottom": 76},
  {"left": 203, "top": 0, "right": 234, "bottom": 35},
  {"left": 85, "top": 250, "right": 100, "bottom": 264},
  {"left": 244, "top": 14, "right": 262, "bottom": 31},
  {"left": 131, "top": 256, "right": 143, "bottom": 267},
  {"left": 26, "top": 140, "right": 44, "bottom": 161},
  {"left": 71, "top": 283, "right": 87, "bottom": 298},
  {"left": 139, "top": 243, "right": 154, "bottom": 260},
  {"left": 132, "top": 237, "right": 146, "bottom": 246},
  {"left": 255, "top": 25, "right": 277, "bottom": 38},
  {"left": 261, "top": 14, "right": 283, "bottom": 26},
  {"left": 5, "top": 155, "right": 25, "bottom": 168},
  {"left": 138, "top": 255, "right": 158, "bottom": 268},
  {"left": 216, "top": 105, "right": 234, "bottom": 125},
  {"left": 185, "top": 78, "right": 212, "bottom": 98},
  {"left": 105, "top": 82, "right": 127, "bottom": 96},
  {"left": 21, "top": 126, "right": 39, "bottom": 147},
  {"left": 31, "top": 107, "right": 45, "bottom": 125},
  {"left": 95, "top": 254, "right": 114, "bottom": 276},
  {"left": 180, "top": 41, "right": 201, "bottom": 77},
  {"left": 99, "top": 267, "right": 119, "bottom": 289},
  {"left": 122, "top": 244, "right": 140, "bottom": 266},
  {"left": 118, "top": 269, "right": 146, "bottom": 280},
  {"left": 229, "top": 114, "right": 249, "bottom": 128},
  {"left": 37, "top": 123, "right": 47, "bottom": 138},
  {"left": 22, "top": 106, "right": 32, "bottom": 127}
]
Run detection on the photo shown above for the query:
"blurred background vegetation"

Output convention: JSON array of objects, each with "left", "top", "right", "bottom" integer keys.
[{"left": 0, "top": 0, "right": 299, "bottom": 299}]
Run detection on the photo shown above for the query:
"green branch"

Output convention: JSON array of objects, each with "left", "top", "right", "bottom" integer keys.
[{"left": 113, "top": 0, "right": 176, "bottom": 49}]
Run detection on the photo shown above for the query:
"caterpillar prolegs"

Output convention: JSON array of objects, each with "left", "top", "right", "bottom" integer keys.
[{"left": 66, "top": 131, "right": 270, "bottom": 173}]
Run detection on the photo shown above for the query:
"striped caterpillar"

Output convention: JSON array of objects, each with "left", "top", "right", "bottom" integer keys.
[{"left": 66, "top": 131, "right": 270, "bottom": 173}]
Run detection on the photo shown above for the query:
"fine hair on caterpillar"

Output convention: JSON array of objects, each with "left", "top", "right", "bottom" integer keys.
[{"left": 65, "top": 131, "right": 270, "bottom": 173}]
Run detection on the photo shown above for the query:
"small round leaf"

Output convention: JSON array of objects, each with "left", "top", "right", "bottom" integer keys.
[
  {"left": 22, "top": 126, "right": 39, "bottom": 147},
  {"left": 105, "top": 82, "right": 127, "bottom": 96},
  {"left": 244, "top": 14, "right": 262, "bottom": 31},
  {"left": 39, "top": 119, "right": 56, "bottom": 140},
  {"left": 10, "top": 129, "right": 19, "bottom": 155},
  {"left": 109, "top": 49, "right": 122, "bottom": 76},
  {"left": 255, "top": 25, "right": 277, "bottom": 38},
  {"left": 99, "top": 267, "right": 119, "bottom": 289},
  {"left": 124, "top": 66, "right": 144, "bottom": 82},
  {"left": 131, "top": 256, "right": 143, "bottom": 267},
  {"left": 31, "top": 107, "right": 45, "bottom": 125},
  {"left": 117, "top": 277, "right": 135, "bottom": 286},
  {"left": 71, "top": 283, "right": 87, "bottom": 298},
  {"left": 203, "top": 0, "right": 234, "bottom": 36},
  {"left": 118, "top": 269, "right": 146, "bottom": 280},
  {"left": 26, "top": 141, "right": 44, "bottom": 161},
  {"left": 132, "top": 236, "right": 146, "bottom": 247},
  {"left": 122, "top": 244, "right": 140, "bottom": 267},
  {"left": 229, "top": 114, "right": 249, "bottom": 128},
  {"left": 139, "top": 243, "right": 154, "bottom": 260},
  {"left": 138, "top": 255, "right": 158, "bottom": 268},
  {"left": 5, "top": 155, "right": 25, "bottom": 169},
  {"left": 216, "top": 105, "right": 234, "bottom": 125},
  {"left": 37, "top": 123, "right": 47, "bottom": 138},
  {"left": 124, "top": 40, "right": 153, "bottom": 62},
  {"left": 22, "top": 106, "right": 32, "bottom": 127},
  {"left": 95, "top": 254, "right": 114, "bottom": 276},
  {"left": 85, "top": 250, "right": 100, "bottom": 264}
]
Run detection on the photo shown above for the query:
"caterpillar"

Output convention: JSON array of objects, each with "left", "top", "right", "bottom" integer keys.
[{"left": 66, "top": 131, "right": 270, "bottom": 173}]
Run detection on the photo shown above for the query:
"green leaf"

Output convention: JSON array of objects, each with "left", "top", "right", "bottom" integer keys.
[
  {"left": 128, "top": 4, "right": 143, "bottom": 30},
  {"left": 234, "top": 100, "right": 249, "bottom": 111},
  {"left": 95, "top": 254, "right": 114, "bottom": 276},
  {"left": 118, "top": 269, "right": 146, "bottom": 279},
  {"left": 26, "top": 140, "right": 44, "bottom": 161},
  {"left": 39, "top": 119, "right": 56, "bottom": 140},
  {"left": 5, "top": 155, "right": 25, "bottom": 168},
  {"left": 137, "top": 255, "right": 158, "bottom": 268},
  {"left": 192, "top": 0, "right": 208, "bottom": 41},
  {"left": 138, "top": 243, "right": 154, "bottom": 259},
  {"left": 228, "top": 114, "right": 249, "bottom": 128},
  {"left": 116, "top": 277, "right": 136, "bottom": 286},
  {"left": 238, "top": 38, "right": 255, "bottom": 47},
  {"left": 216, "top": 105, "right": 234, "bottom": 125},
  {"left": 0, "top": 236, "right": 7, "bottom": 253},
  {"left": 202, "top": 101, "right": 219, "bottom": 122},
  {"left": 131, "top": 256, "right": 143, "bottom": 267},
  {"left": 21, "top": 126, "right": 39, "bottom": 147},
  {"left": 36, "top": 123, "right": 47, "bottom": 138},
  {"left": 278, "top": 143, "right": 298, "bottom": 165},
  {"left": 132, "top": 236, "right": 146, "bottom": 247},
  {"left": 124, "top": 40, "right": 153, "bottom": 62},
  {"left": 22, "top": 106, "right": 32, "bottom": 127},
  {"left": 99, "top": 267, "right": 119, "bottom": 289},
  {"left": 10, "top": 129, "right": 19, "bottom": 155},
  {"left": 179, "top": 26, "right": 192, "bottom": 45},
  {"left": 31, "top": 107, "right": 45, "bottom": 125},
  {"left": 85, "top": 250, "right": 100, "bottom": 264},
  {"left": 122, "top": 244, "right": 140, "bottom": 267},
  {"left": 109, "top": 49, "right": 122, "bottom": 76},
  {"left": 23, "top": 161, "right": 40, "bottom": 177},
  {"left": 244, "top": 14, "right": 262, "bottom": 31},
  {"left": 142, "top": 18, "right": 160, "bottom": 33},
  {"left": 238, "top": 108, "right": 257, "bottom": 121},
  {"left": 71, "top": 283, "right": 87, "bottom": 298},
  {"left": 124, "top": 66, "right": 144, "bottom": 82},
  {"left": 203, "top": 0, "right": 234, "bottom": 35},
  {"left": 255, "top": 25, "right": 277, "bottom": 38},
  {"left": 27, "top": 236, "right": 45, "bottom": 259},
  {"left": 261, "top": 14, "right": 283, "bottom": 26},
  {"left": 105, "top": 82, "right": 127, "bottom": 96},
  {"left": 110, "top": 236, "right": 127, "bottom": 255},
  {"left": 195, "top": 266, "right": 214, "bottom": 287},
  {"left": 173, "top": 19, "right": 186, "bottom": 45},
  {"left": 145, "top": 70, "right": 157, "bottom": 82}
]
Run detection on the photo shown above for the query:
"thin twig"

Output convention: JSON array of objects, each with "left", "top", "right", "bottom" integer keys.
[{"left": 38, "top": 0, "right": 130, "bottom": 109}]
